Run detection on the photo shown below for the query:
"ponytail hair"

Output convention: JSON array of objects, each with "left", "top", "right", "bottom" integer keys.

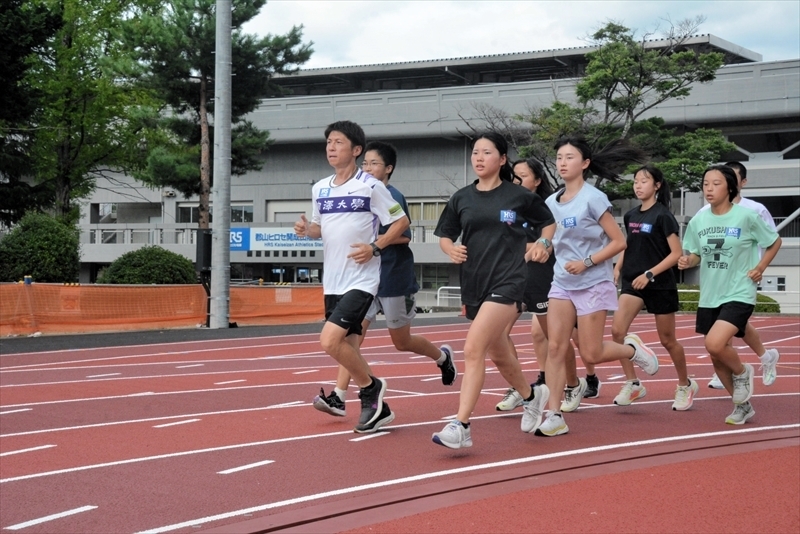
[
  {"left": 633, "top": 164, "right": 671, "bottom": 209},
  {"left": 512, "top": 158, "right": 556, "bottom": 199},
  {"left": 554, "top": 136, "right": 647, "bottom": 182},
  {"left": 472, "top": 131, "right": 515, "bottom": 183}
]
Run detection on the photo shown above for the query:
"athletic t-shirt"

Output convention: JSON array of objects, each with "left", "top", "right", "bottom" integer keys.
[
  {"left": 699, "top": 196, "right": 776, "bottom": 256},
  {"left": 683, "top": 204, "right": 779, "bottom": 308},
  {"left": 434, "top": 180, "right": 554, "bottom": 307},
  {"left": 311, "top": 169, "right": 405, "bottom": 295},
  {"left": 546, "top": 182, "right": 614, "bottom": 291},
  {"left": 620, "top": 202, "right": 680, "bottom": 289},
  {"left": 377, "top": 184, "right": 419, "bottom": 297}
]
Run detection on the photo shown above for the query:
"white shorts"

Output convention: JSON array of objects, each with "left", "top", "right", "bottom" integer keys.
[{"left": 364, "top": 295, "right": 417, "bottom": 329}]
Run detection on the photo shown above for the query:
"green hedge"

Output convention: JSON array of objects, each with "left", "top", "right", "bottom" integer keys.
[
  {"left": 0, "top": 213, "right": 80, "bottom": 283},
  {"left": 677, "top": 284, "right": 780, "bottom": 313},
  {"left": 96, "top": 246, "right": 197, "bottom": 284}
]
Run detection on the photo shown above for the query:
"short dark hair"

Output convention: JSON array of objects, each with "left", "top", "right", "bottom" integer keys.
[
  {"left": 725, "top": 161, "right": 747, "bottom": 180},
  {"left": 704, "top": 164, "right": 738, "bottom": 202},
  {"left": 364, "top": 141, "right": 397, "bottom": 179},
  {"left": 512, "top": 158, "right": 555, "bottom": 198},
  {"left": 324, "top": 121, "right": 366, "bottom": 156}
]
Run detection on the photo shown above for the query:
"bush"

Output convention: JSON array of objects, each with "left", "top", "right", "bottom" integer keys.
[
  {"left": 0, "top": 212, "right": 80, "bottom": 282},
  {"left": 96, "top": 246, "right": 197, "bottom": 284},
  {"left": 677, "top": 284, "right": 780, "bottom": 313}
]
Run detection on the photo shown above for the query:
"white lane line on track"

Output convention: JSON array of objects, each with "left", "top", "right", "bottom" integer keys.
[
  {"left": 409, "top": 356, "right": 428, "bottom": 359},
  {"left": 86, "top": 373, "right": 121, "bottom": 378},
  {"left": 388, "top": 388, "right": 426, "bottom": 396},
  {"left": 349, "top": 432, "right": 389, "bottom": 442},
  {"left": 292, "top": 370, "right": 318, "bottom": 375},
  {"left": 153, "top": 419, "right": 201, "bottom": 428},
  {"left": 175, "top": 364, "right": 204, "bottom": 369},
  {"left": 4, "top": 505, "right": 97, "bottom": 530},
  {"left": 214, "top": 380, "right": 246, "bottom": 385},
  {"left": 217, "top": 460, "right": 274, "bottom": 474},
  {"left": 607, "top": 374, "right": 626, "bottom": 381},
  {"left": 0, "top": 408, "right": 32, "bottom": 415},
  {"left": 0, "top": 445, "right": 56, "bottom": 457},
  {"left": 266, "top": 401, "right": 303, "bottom": 409},
  {"left": 135, "top": 423, "right": 800, "bottom": 534},
  {"left": 420, "top": 377, "right": 441, "bottom": 382}
]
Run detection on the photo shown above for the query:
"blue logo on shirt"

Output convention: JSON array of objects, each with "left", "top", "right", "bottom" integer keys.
[
  {"left": 641, "top": 223, "right": 653, "bottom": 233},
  {"left": 500, "top": 210, "right": 517, "bottom": 224},
  {"left": 319, "top": 188, "right": 331, "bottom": 198},
  {"left": 562, "top": 217, "right": 577, "bottom": 228},
  {"left": 726, "top": 227, "right": 742, "bottom": 239}
]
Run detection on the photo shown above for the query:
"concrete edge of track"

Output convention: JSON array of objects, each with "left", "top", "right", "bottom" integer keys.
[{"left": 198, "top": 428, "right": 799, "bottom": 534}]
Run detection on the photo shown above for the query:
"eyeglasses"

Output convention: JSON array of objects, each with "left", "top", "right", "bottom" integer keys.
[{"left": 361, "top": 161, "right": 385, "bottom": 169}]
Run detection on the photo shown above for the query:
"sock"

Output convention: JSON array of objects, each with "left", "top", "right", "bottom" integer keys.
[
  {"left": 435, "top": 351, "right": 447, "bottom": 366},
  {"left": 539, "top": 371, "right": 546, "bottom": 382},
  {"left": 362, "top": 377, "right": 376, "bottom": 391},
  {"left": 632, "top": 380, "right": 640, "bottom": 386},
  {"left": 587, "top": 374, "right": 596, "bottom": 380},
  {"left": 334, "top": 387, "right": 347, "bottom": 401},
  {"left": 459, "top": 421, "right": 470, "bottom": 428}
]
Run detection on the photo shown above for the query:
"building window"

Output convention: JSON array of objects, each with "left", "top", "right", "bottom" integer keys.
[
  {"left": 177, "top": 204, "right": 254, "bottom": 224},
  {"left": 417, "top": 264, "right": 450, "bottom": 290},
  {"left": 407, "top": 201, "right": 446, "bottom": 222}
]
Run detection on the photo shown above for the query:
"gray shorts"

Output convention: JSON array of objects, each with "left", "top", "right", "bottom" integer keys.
[{"left": 364, "top": 294, "right": 417, "bottom": 329}]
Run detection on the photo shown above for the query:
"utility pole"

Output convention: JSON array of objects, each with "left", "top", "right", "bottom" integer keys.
[{"left": 210, "top": 0, "right": 232, "bottom": 329}]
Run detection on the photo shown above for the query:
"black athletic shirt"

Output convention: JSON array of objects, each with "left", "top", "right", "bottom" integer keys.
[
  {"left": 435, "top": 180, "right": 554, "bottom": 306},
  {"left": 620, "top": 202, "right": 680, "bottom": 289}
]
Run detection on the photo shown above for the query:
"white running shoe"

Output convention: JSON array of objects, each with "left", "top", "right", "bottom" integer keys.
[
  {"left": 625, "top": 333, "right": 659, "bottom": 375},
  {"left": 521, "top": 384, "right": 550, "bottom": 433},
  {"left": 534, "top": 411, "right": 568, "bottom": 437},
  {"left": 759, "top": 348, "right": 780, "bottom": 386},
  {"left": 725, "top": 401, "right": 755, "bottom": 425},
  {"left": 613, "top": 380, "right": 647, "bottom": 406},
  {"left": 560, "top": 378, "right": 587, "bottom": 413},
  {"left": 672, "top": 379, "right": 699, "bottom": 411},
  {"left": 432, "top": 420, "right": 472, "bottom": 449},
  {"left": 731, "top": 363, "right": 754, "bottom": 405},
  {"left": 496, "top": 388, "right": 524, "bottom": 411},
  {"left": 708, "top": 373, "right": 724, "bottom": 389}
]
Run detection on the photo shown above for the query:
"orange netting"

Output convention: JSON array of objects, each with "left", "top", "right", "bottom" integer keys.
[{"left": 0, "top": 283, "right": 324, "bottom": 336}]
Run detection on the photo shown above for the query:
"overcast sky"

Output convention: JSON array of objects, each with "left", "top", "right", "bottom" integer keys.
[{"left": 242, "top": 0, "right": 800, "bottom": 69}]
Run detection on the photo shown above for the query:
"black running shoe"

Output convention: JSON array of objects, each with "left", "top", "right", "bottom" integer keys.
[
  {"left": 438, "top": 344, "right": 457, "bottom": 386},
  {"left": 354, "top": 401, "right": 395, "bottom": 434},
  {"left": 357, "top": 376, "right": 387, "bottom": 428},
  {"left": 583, "top": 374, "right": 601, "bottom": 398},
  {"left": 312, "top": 388, "right": 345, "bottom": 417},
  {"left": 533, "top": 372, "right": 545, "bottom": 387}
]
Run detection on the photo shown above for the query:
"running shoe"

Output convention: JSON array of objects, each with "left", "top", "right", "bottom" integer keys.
[
  {"left": 432, "top": 420, "right": 472, "bottom": 449},
  {"left": 496, "top": 388, "right": 524, "bottom": 411},
  {"left": 356, "top": 376, "right": 387, "bottom": 428},
  {"left": 708, "top": 373, "right": 725, "bottom": 389},
  {"left": 583, "top": 374, "right": 601, "bottom": 398},
  {"left": 759, "top": 348, "right": 780, "bottom": 386},
  {"left": 535, "top": 411, "right": 568, "bottom": 437},
  {"left": 613, "top": 380, "right": 647, "bottom": 406},
  {"left": 672, "top": 379, "right": 699, "bottom": 411},
  {"left": 354, "top": 402, "right": 395, "bottom": 434},
  {"left": 725, "top": 401, "right": 755, "bottom": 425},
  {"left": 560, "top": 377, "right": 587, "bottom": 413},
  {"left": 521, "top": 384, "right": 550, "bottom": 433},
  {"left": 438, "top": 344, "right": 457, "bottom": 386},
  {"left": 625, "top": 333, "right": 659, "bottom": 375},
  {"left": 731, "top": 363, "right": 754, "bottom": 405},
  {"left": 533, "top": 372, "right": 545, "bottom": 387},
  {"left": 312, "top": 388, "right": 346, "bottom": 417}
]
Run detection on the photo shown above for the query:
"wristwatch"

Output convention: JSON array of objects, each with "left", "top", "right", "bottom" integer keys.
[
  {"left": 537, "top": 238, "right": 551, "bottom": 249},
  {"left": 583, "top": 256, "right": 595, "bottom": 268},
  {"left": 645, "top": 270, "right": 654, "bottom": 282},
  {"left": 370, "top": 242, "right": 382, "bottom": 257}
]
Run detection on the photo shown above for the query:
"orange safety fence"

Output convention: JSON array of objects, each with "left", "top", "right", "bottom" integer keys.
[{"left": 0, "top": 283, "right": 324, "bottom": 337}]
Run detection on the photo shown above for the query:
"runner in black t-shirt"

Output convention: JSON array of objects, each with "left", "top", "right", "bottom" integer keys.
[
  {"left": 431, "top": 132, "right": 555, "bottom": 449},
  {"left": 612, "top": 165, "right": 695, "bottom": 410}
]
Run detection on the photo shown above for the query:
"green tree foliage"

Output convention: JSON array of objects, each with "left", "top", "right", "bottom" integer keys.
[
  {"left": 0, "top": 212, "right": 79, "bottom": 282},
  {"left": 125, "top": 0, "right": 313, "bottom": 228},
  {"left": 96, "top": 246, "right": 197, "bottom": 284}
]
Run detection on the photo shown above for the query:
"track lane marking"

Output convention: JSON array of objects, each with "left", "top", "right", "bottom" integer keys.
[
  {"left": 0, "top": 445, "right": 56, "bottom": 457},
  {"left": 153, "top": 419, "right": 201, "bottom": 428},
  {"left": 0, "top": 409, "right": 32, "bottom": 415},
  {"left": 217, "top": 460, "right": 274, "bottom": 474},
  {"left": 214, "top": 380, "right": 246, "bottom": 385},
  {"left": 175, "top": 364, "right": 204, "bottom": 369},
  {"left": 350, "top": 432, "right": 389, "bottom": 442},
  {"left": 86, "top": 373, "right": 121, "bottom": 378},
  {"left": 4, "top": 505, "right": 97, "bottom": 530}
]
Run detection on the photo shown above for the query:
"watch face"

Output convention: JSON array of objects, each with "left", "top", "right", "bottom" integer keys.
[
  {"left": 646, "top": 271, "right": 654, "bottom": 280},
  {"left": 583, "top": 257, "right": 593, "bottom": 267}
]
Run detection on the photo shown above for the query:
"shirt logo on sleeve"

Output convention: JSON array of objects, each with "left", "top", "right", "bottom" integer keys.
[
  {"left": 560, "top": 217, "right": 577, "bottom": 229},
  {"left": 500, "top": 210, "right": 517, "bottom": 224},
  {"left": 319, "top": 188, "right": 331, "bottom": 198},
  {"left": 389, "top": 203, "right": 403, "bottom": 216},
  {"left": 725, "top": 227, "right": 741, "bottom": 239}
]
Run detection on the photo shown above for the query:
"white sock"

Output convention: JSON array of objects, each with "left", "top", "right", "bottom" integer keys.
[
  {"left": 334, "top": 387, "right": 347, "bottom": 401},
  {"left": 435, "top": 351, "right": 447, "bottom": 366}
]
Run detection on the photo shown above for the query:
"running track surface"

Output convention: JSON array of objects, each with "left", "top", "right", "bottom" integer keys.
[{"left": 0, "top": 314, "right": 798, "bottom": 533}]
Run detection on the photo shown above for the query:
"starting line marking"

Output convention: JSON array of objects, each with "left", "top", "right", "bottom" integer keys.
[
  {"left": 349, "top": 432, "right": 389, "bottom": 442},
  {"left": 218, "top": 460, "right": 275, "bottom": 475},
  {"left": 153, "top": 419, "right": 200, "bottom": 429},
  {"left": 5, "top": 505, "right": 97, "bottom": 531},
  {"left": 0, "top": 445, "right": 56, "bottom": 457}
]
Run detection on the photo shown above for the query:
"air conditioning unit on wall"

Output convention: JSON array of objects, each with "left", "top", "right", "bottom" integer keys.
[{"left": 162, "top": 190, "right": 176, "bottom": 198}]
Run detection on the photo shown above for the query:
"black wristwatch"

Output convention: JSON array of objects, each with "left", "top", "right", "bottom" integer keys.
[
  {"left": 583, "top": 255, "right": 595, "bottom": 268},
  {"left": 645, "top": 270, "right": 654, "bottom": 282},
  {"left": 370, "top": 242, "right": 382, "bottom": 257}
]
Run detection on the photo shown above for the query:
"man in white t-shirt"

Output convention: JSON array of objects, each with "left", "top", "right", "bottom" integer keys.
[
  {"left": 294, "top": 120, "right": 409, "bottom": 434},
  {"left": 698, "top": 162, "right": 780, "bottom": 388}
]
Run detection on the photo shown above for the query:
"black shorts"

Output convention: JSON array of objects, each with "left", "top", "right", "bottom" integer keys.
[
  {"left": 464, "top": 294, "right": 522, "bottom": 321},
  {"left": 619, "top": 285, "right": 679, "bottom": 315},
  {"left": 524, "top": 257, "right": 555, "bottom": 315},
  {"left": 695, "top": 301, "right": 754, "bottom": 338},
  {"left": 324, "top": 289, "right": 374, "bottom": 336}
]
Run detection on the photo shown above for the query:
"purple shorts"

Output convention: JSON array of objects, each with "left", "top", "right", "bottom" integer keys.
[{"left": 548, "top": 280, "right": 619, "bottom": 316}]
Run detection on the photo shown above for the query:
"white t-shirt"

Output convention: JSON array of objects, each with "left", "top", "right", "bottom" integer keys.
[{"left": 311, "top": 169, "right": 405, "bottom": 295}]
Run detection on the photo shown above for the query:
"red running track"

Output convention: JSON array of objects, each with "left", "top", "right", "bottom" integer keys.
[{"left": 0, "top": 314, "right": 798, "bottom": 533}]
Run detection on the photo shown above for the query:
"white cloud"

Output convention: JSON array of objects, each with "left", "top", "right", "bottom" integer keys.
[{"left": 242, "top": 0, "right": 800, "bottom": 68}]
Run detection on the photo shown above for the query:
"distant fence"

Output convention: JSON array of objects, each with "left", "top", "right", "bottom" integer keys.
[{"left": 0, "top": 283, "right": 324, "bottom": 337}]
